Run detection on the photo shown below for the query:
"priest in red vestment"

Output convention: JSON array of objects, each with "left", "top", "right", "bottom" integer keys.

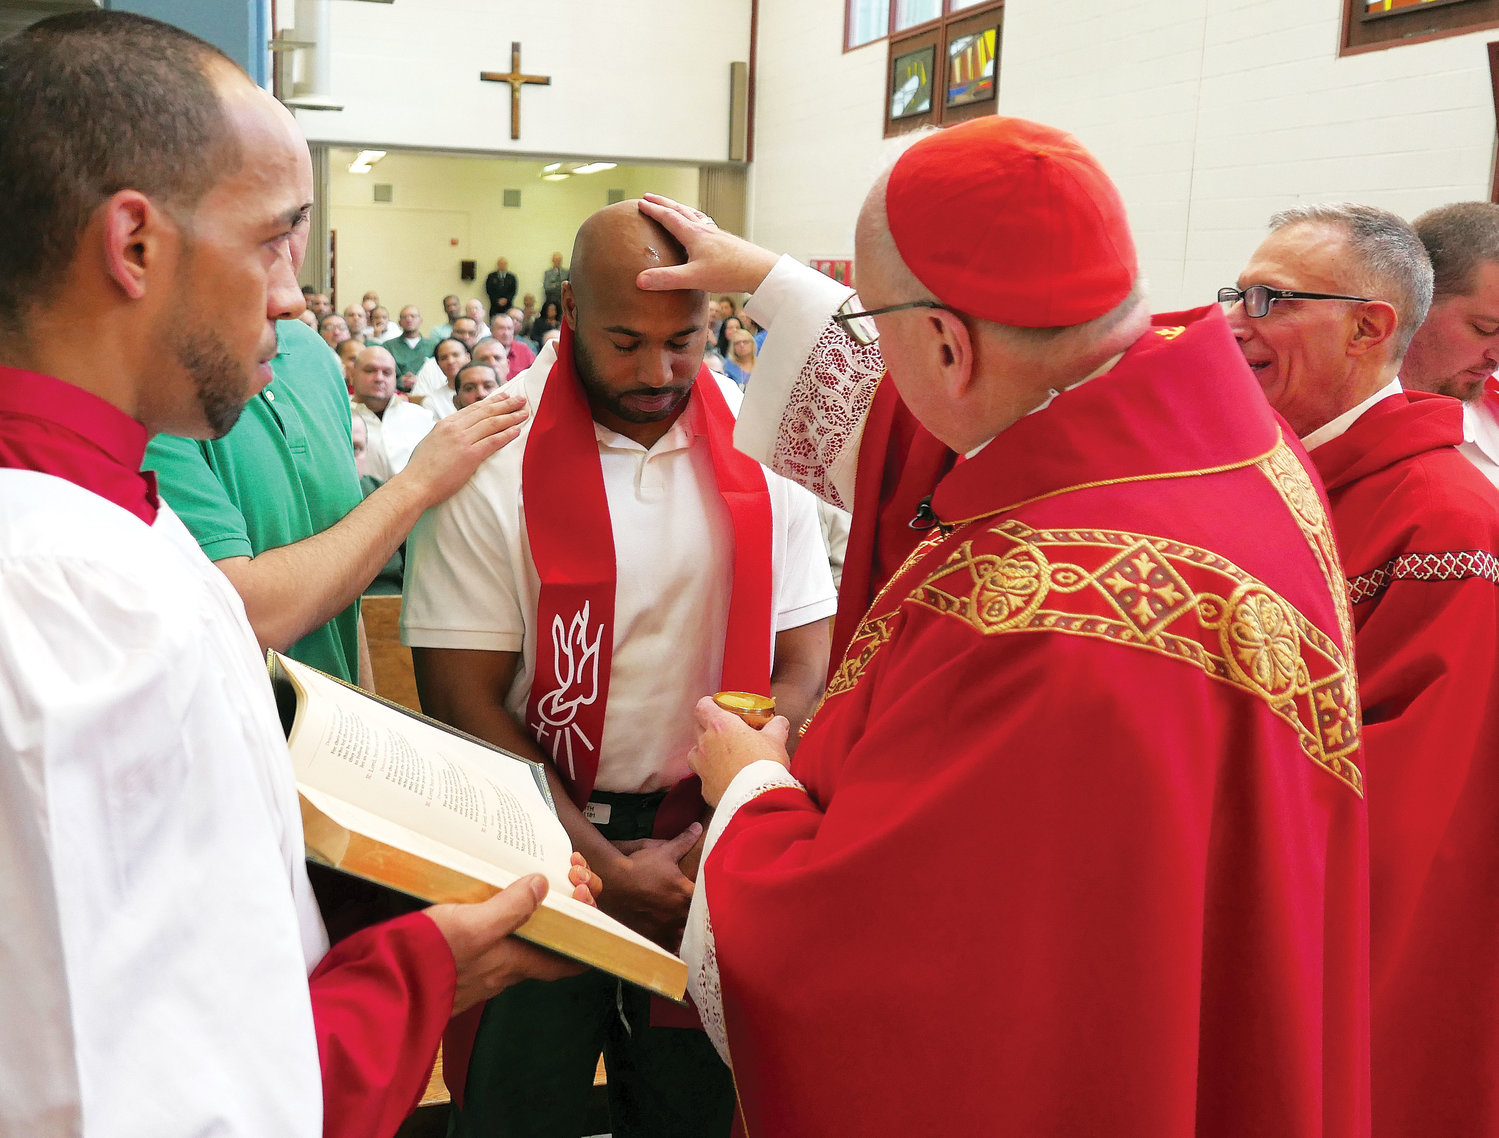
[
  {"left": 637, "top": 119, "right": 1371, "bottom": 1136},
  {"left": 1402, "top": 202, "right": 1499, "bottom": 490},
  {"left": 0, "top": 15, "right": 596, "bottom": 1138},
  {"left": 1229, "top": 203, "right": 1499, "bottom": 1137}
]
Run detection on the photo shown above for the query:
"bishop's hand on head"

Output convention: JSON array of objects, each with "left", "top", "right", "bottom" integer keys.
[{"left": 636, "top": 194, "right": 781, "bottom": 298}]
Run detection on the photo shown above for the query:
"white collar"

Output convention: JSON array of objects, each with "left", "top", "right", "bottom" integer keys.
[
  {"left": 1301, "top": 377, "right": 1404, "bottom": 452},
  {"left": 1464, "top": 396, "right": 1499, "bottom": 461}
]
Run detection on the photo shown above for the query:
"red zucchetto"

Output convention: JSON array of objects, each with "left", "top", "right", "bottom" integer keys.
[{"left": 884, "top": 117, "right": 1138, "bottom": 328}]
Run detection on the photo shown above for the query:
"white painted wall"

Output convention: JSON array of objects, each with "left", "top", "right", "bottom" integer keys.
[
  {"left": 327, "top": 151, "right": 698, "bottom": 325},
  {"left": 750, "top": 0, "right": 1499, "bottom": 310},
  {"left": 747, "top": 0, "right": 890, "bottom": 263},
  {"left": 1002, "top": 0, "right": 1498, "bottom": 310},
  {"left": 292, "top": 0, "right": 751, "bottom": 165}
]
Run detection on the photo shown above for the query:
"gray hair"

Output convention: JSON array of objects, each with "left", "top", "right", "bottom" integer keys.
[
  {"left": 1412, "top": 201, "right": 1499, "bottom": 300},
  {"left": 1268, "top": 203, "right": 1433, "bottom": 357}
]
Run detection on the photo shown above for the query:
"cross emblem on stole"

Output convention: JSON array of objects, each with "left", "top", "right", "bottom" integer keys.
[{"left": 480, "top": 42, "right": 551, "bottom": 141}]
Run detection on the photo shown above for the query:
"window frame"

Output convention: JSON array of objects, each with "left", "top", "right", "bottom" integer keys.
[
  {"left": 882, "top": 3, "right": 1002, "bottom": 137},
  {"left": 1341, "top": 0, "right": 1499, "bottom": 55},
  {"left": 845, "top": 0, "right": 892, "bottom": 52},
  {"left": 846, "top": 0, "right": 996, "bottom": 53}
]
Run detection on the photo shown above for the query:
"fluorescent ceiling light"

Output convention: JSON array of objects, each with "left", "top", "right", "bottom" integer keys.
[
  {"left": 348, "top": 161, "right": 373, "bottom": 173},
  {"left": 355, "top": 149, "right": 387, "bottom": 165},
  {"left": 572, "top": 162, "right": 617, "bottom": 175},
  {"left": 541, "top": 173, "right": 571, "bottom": 181},
  {"left": 542, "top": 162, "right": 563, "bottom": 173}
]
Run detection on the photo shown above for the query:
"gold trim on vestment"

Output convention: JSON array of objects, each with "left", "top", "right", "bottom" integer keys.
[
  {"left": 1254, "top": 442, "right": 1361, "bottom": 710},
  {"left": 939, "top": 440, "right": 1284, "bottom": 531},
  {"left": 813, "top": 439, "right": 1363, "bottom": 795}
]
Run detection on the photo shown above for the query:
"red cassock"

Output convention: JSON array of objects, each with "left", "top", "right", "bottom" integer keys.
[
  {"left": 1310, "top": 392, "right": 1499, "bottom": 1138},
  {"left": 704, "top": 308, "right": 1371, "bottom": 1136},
  {"left": 310, "top": 913, "right": 455, "bottom": 1138}
]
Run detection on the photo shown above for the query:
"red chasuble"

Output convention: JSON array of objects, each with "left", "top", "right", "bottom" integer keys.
[
  {"left": 1310, "top": 392, "right": 1499, "bottom": 1138},
  {"left": 830, "top": 380, "right": 956, "bottom": 665},
  {"left": 0, "top": 369, "right": 456, "bottom": 1138},
  {"left": 704, "top": 308, "right": 1371, "bottom": 1137}
]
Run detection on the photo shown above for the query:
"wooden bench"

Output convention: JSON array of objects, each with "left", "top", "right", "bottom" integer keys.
[{"left": 360, "top": 593, "right": 422, "bottom": 713}]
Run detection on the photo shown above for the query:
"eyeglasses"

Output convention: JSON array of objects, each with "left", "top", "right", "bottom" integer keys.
[
  {"left": 833, "top": 299, "right": 955, "bottom": 346},
  {"left": 1217, "top": 285, "right": 1370, "bottom": 319}
]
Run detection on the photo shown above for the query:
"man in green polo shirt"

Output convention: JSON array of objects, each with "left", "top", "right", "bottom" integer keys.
[
  {"left": 386, "top": 304, "right": 437, "bottom": 392},
  {"left": 145, "top": 315, "right": 525, "bottom": 684}
]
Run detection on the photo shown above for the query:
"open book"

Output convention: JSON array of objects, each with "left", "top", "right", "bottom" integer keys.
[{"left": 269, "top": 651, "right": 686, "bottom": 1001}]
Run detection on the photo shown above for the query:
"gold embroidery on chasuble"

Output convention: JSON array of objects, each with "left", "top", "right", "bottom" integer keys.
[
  {"left": 824, "top": 611, "right": 899, "bottom": 703},
  {"left": 1256, "top": 442, "right": 1360, "bottom": 666},
  {"left": 808, "top": 531, "right": 947, "bottom": 729},
  {"left": 819, "top": 514, "right": 1363, "bottom": 796}
]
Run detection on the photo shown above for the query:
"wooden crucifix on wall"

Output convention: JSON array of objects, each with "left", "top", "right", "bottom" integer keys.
[{"left": 480, "top": 42, "right": 551, "bottom": 141}]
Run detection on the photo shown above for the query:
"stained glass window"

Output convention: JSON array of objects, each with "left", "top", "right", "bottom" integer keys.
[
  {"left": 1347, "top": 0, "right": 1496, "bottom": 51},
  {"left": 1367, "top": 0, "right": 1451, "bottom": 12},
  {"left": 884, "top": 5, "right": 1001, "bottom": 136},
  {"left": 1364, "top": 0, "right": 1479, "bottom": 17},
  {"left": 890, "top": 45, "right": 935, "bottom": 118},
  {"left": 946, "top": 27, "right": 996, "bottom": 107}
]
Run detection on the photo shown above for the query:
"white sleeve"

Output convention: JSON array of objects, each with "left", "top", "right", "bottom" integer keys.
[
  {"left": 818, "top": 500, "right": 852, "bottom": 590},
  {"left": 409, "top": 357, "right": 447, "bottom": 399},
  {"left": 773, "top": 475, "right": 838, "bottom": 632},
  {"left": 356, "top": 406, "right": 395, "bottom": 483},
  {"left": 0, "top": 502, "right": 328, "bottom": 1136},
  {"left": 385, "top": 403, "right": 438, "bottom": 477},
  {"left": 0, "top": 556, "right": 212, "bottom": 1136},
  {"left": 0, "top": 565, "right": 92, "bottom": 1135},
  {"left": 401, "top": 460, "right": 529, "bottom": 652},
  {"left": 681, "top": 759, "right": 808, "bottom": 1067},
  {"left": 0, "top": 556, "right": 211, "bottom": 1135},
  {"left": 737, "top": 255, "right": 888, "bottom": 512}
]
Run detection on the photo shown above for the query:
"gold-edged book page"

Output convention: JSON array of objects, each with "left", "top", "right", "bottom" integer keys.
[{"left": 274, "top": 651, "right": 687, "bottom": 1001}]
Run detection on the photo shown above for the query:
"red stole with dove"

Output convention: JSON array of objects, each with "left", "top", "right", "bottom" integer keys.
[{"left": 522, "top": 323, "right": 775, "bottom": 841}]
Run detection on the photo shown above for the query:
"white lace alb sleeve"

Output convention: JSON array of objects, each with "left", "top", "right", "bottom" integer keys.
[
  {"left": 680, "top": 759, "right": 808, "bottom": 1066},
  {"left": 738, "top": 256, "right": 888, "bottom": 512}
]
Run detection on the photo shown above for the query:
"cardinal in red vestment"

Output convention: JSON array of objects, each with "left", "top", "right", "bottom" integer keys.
[
  {"left": 1230, "top": 202, "right": 1499, "bottom": 1137},
  {"left": 638, "top": 119, "right": 1371, "bottom": 1136}
]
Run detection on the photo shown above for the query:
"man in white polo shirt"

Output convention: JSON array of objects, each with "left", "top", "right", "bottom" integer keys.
[
  {"left": 402, "top": 200, "right": 835, "bottom": 1138},
  {"left": 349, "top": 344, "right": 436, "bottom": 480}
]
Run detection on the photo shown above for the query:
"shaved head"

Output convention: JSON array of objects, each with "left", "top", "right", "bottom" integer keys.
[
  {"left": 351, "top": 344, "right": 397, "bottom": 412},
  {"left": 569, "top": 201, "right": 698, "bottom": 313},
  {"left": 563, "top": 201, "right": 710, "bottom": 446}
]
